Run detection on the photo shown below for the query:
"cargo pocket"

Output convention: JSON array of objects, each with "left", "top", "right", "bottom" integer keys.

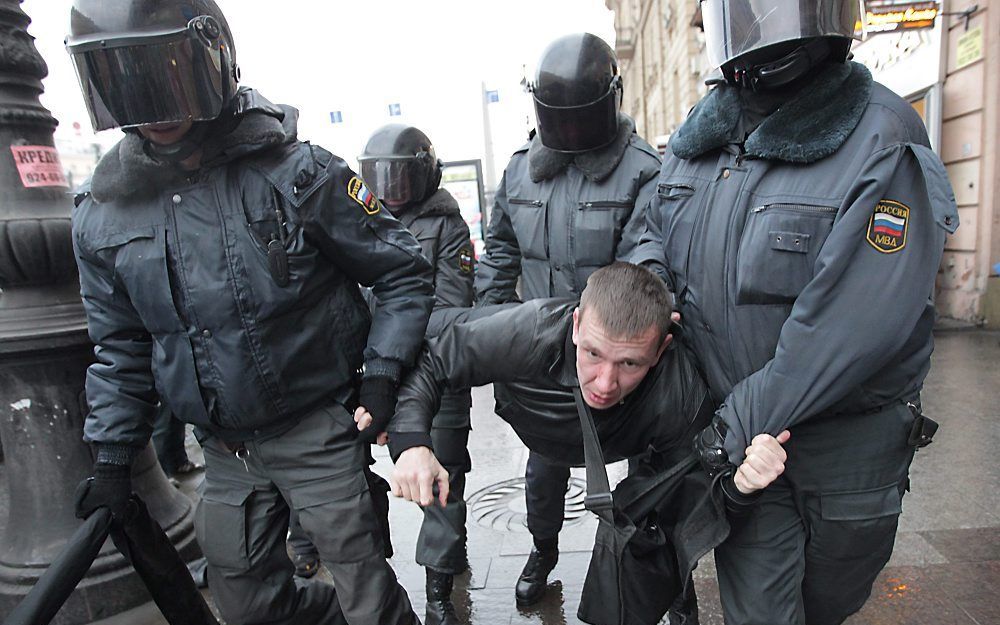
[
  {"left": 194, "top": 484, "right": 254, "bottom": 571},
  {"left": 736, "top": 203, "right": 836, "bottom": 305},
  {"left": 288, "top": 470, "right": 379, "bottom": 563},
  {"left": 817, "top": 483, "right": 903, "bottom": 561},
  {"left": 90, "top": 227, "right": 170, "bottom": 321},
  {"left": 574, "top": 199, "right": 631, "bottom": 265}
]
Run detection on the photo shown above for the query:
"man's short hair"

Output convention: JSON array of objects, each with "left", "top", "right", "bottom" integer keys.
[{"left": 579, "top": 262, "right": 673, "bottom": 342}]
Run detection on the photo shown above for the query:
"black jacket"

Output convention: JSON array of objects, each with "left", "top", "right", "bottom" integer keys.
[
  {"left": 394, "top": 188, "right": 474, "bottom": 311},
  {"left": 72, "top": 89, "right": 434, "bottom": 455},
  {"left": 389, "top": 300, "right": 713, "bottom": 465},
  {"left": 392, "top": 188, "right": 475, "bottom": 413}
]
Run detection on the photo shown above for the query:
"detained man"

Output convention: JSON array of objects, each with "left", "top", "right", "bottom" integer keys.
[{"left": 362, "top": 263, "right": 790, "bottom": 623}]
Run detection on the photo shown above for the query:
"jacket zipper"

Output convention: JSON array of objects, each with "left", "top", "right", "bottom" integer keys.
[
  {"left": 579, "top": 200, "right": 631, "bottom": 209},
  {"left": 509, "top": 198, "right": 543, "bottom": 207},
  {"left": 751, "top": 203, "right": 837, "bottom": 216}
]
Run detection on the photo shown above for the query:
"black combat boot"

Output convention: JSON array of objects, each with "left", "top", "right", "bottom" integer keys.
[
  {"left": 425, "top": 568, "right": 459, "bottom": 625},
  {"left": 515, "top": 545, "right": 558, "bottom": 606}
]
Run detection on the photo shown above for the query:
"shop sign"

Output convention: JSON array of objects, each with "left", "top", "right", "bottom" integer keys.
[{"left": 865, "top": 2, "right": 939, "bottom": 34}]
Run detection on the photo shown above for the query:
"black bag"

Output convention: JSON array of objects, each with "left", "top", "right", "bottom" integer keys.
[{"left": 573, "top": 388, "right": 729, "bottom": 625}]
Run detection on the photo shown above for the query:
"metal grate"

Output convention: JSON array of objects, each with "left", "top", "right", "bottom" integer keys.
[{"left": 467, "top": 477, "right": 589, "bottom": 533}]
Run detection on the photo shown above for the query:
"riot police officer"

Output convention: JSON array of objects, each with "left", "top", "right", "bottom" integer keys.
[
  {"left": 635, "top": 1, "right": 958, "bottom": 623},
  {"left": 358, "top": 124, "right": 476, "bottom": 625},
  {"left": 475, "top": 32, "right": 662, "bottom": 606},
  {"left": 65, "top": 2, "right": 433, "bottom": 624}
]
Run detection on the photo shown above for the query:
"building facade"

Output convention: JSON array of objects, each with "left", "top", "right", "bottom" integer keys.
[
  {"left": 604, "top": 0, "right": 710, "bottom": 151},
  {"left": 606, "top": 0, "right": 1000, "bottom": 325}
]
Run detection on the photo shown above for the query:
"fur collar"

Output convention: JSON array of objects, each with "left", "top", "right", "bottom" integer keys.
[
  {"left": 90, "top": 89, "right": 291, "bottom": 203},
  {"left": 670, "top": 62, "right": 873, "bottom": 164},
  {"left": 528, "top": 114, "right": 637, "bottom": 183},
  {"left": 412, "top": 188, "right": 461, "bottom": 218},
  {"left": 395, "top": 188, "right": 461, "bottom": 225}
]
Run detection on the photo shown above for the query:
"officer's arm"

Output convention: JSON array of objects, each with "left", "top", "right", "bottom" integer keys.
[
  {"left": 625, "top": 179, "right": 669, "bottom": 282},
  {"left": 387, "top": 302, "right": 545, "bottom": 459},
  {"left": 474, "top": 172, "right": 522, "bottom": 305},
  {"left": 303, "top": 158, "right": 434, "bottom": 380},
  {"left": 73, "top": 225, "right": 157, "bottom": 465},
  {"left": 432, "top": 214, "right": 475, "bottom": 309},
  {"left": 616, "top": 152, "right": 663, "bottom": 268},
  {"left": 716, "top": 144, "right": 957, "bottom": 462}
]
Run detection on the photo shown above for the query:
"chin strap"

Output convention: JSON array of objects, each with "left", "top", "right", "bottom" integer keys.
[{"left": 730, "top": 38, "right": 833, "bottom": 92}]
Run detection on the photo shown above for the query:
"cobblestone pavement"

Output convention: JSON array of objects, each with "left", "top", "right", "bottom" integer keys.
[{"left": 2, "top": 329, "right": 998, "bottom": 624}]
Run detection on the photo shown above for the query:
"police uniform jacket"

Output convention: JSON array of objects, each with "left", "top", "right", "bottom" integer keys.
[
  {"left": 394, "top": 187, "right": 475, "bottom": 415},
  {"left": 475, "top": 115, "right": 662, "bottom": 303},
  {"left": 72, "top": 89, "right": 434, "bottom": 459},
  {"left": 388, "top": 299, "right": 713, "bottom": 466},
  {"left": 635, "top": 62, "right": 958, "bottom": 463},
  {"left": 395, "top": 188, "right": 475, "bottom": 311}
]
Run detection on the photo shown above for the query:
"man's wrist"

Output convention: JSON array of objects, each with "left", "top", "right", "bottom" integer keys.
[{"left": 721, "top": 474, "right": 762, "bottom": 517}]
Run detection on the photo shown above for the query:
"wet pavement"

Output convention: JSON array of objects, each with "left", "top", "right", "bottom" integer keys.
[{"left": 2, "top": 328, "right": 998, "bottom": 624}]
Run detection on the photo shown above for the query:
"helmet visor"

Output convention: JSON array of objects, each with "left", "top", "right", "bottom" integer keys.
[
  {"left": 701, "top": 0, "right": 861, "bottom": 69},
  {"left": 68, "top": 31, "right": 226, "bottom": 131},
  {"left": 533, "top": 85, "right": 619, "bottom": 153},
  {"left": 359, "top": 158, "right": 425, "bottom": 205}
]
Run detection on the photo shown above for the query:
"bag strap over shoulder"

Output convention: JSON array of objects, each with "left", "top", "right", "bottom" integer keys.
[
  {"left": 574, "top": 387, "right": 702, "bottom": 522},
  {"left": 573, "top": 387, "right": 614, "bottom": 524}
]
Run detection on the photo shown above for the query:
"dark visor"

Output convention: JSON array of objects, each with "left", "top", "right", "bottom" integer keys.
[
  {"left": 701, "top": 0, "right": 860, "bottom": 69},
  {"left": 533, "top": 86, "right": 618, "bottom": 153},
  {"left": 358, "top": 157, "right": 424, "bottom": 205},
  {"left": 68, "top": 27, "right": 226, "bottom": 131}
]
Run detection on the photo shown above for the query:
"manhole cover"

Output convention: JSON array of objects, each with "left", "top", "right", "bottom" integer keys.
[{"left": 467, "top": 476, "right": 589, "bottom": 533}]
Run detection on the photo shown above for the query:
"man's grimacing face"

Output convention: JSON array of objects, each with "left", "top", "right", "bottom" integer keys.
[{"left": 572, "top": 307, "right": 668, "bottom": 409}]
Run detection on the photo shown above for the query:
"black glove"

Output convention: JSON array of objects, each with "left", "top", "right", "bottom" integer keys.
[
  {"left": 694, "top": 415, "right": 732, "bottom": 478},
  {"left": 74, "top": 462, "right": 133, "bottom": 520},
  {"left": 695, "top": 415, "right": 762, "bottom": 516},
  {"left": 357, "top": 376, "right": 398, "bottom": 444}
]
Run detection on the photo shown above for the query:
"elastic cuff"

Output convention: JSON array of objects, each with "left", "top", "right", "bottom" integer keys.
[
  {"left": 96, "top": 444, "right": 140, "bottom": 466},
  {"left": 387, "top": 432, "right": 433, "bottom": 462},
  {"left": 364, "top": 358, "right": 403, "bottom": 383},
  {"left": 721, "top": 475, "right": 763, "bottom": 517}
]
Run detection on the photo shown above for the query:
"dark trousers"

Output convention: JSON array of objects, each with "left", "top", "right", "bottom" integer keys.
[
  {"left": 152, "top": 403, "right": 189, "bottom": 476},
  {"left": 288, "top": 510, "right": 317, "bottom": 559},
  {"left": 715, "top": 401, "right": 918, "bottom": 625},
  {"left": 195, "top": 403, "right": 418, "bottom": 625},
  {"left": 416, "top": 394, "right": 472, "bottom": 574},
  {"left": 525, "top": 451, "right": 571, "bottom": 541}
]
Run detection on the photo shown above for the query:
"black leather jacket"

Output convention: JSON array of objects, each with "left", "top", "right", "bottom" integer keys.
[{"left": 388, "top": 299, "right": 713, "bottom": 464}]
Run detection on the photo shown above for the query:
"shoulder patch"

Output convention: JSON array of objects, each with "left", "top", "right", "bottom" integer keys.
[
  {"left": 458, "top": 247, "right": 474, "bottom": 274},
  {"left": 866, "top": 200, "right": 909, "bottom": 254},
  {"left": 347, "top": 176, "right": 380, "bottom": 215}
]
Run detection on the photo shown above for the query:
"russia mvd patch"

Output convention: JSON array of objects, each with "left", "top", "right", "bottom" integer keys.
[
  {"left": 458, "top": 248, "right": 473, "bottom": 274},
  {"left": 866, "top": 200, "right": 909, "bottom": 253},
  {"left": 348, "top": 176, "right": 380, "bottom": 215}
]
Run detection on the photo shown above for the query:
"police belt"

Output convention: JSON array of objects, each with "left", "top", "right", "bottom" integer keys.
[{"left": 816, "top": 395, "right": 938, "bottom": 449}]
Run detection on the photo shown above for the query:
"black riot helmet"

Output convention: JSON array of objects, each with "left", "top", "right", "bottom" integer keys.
[
  {"left": 530, "top": 33, "right": 622, "bottom": 153},
  {"left": 700, "top": 0, "right": 860, "bottom": 90},
  {"left": 65, "top": 0, "right": 239, "bottom": 132},
  {"left": 358, "top": 125, "right": 442, "bottom": 206}
]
